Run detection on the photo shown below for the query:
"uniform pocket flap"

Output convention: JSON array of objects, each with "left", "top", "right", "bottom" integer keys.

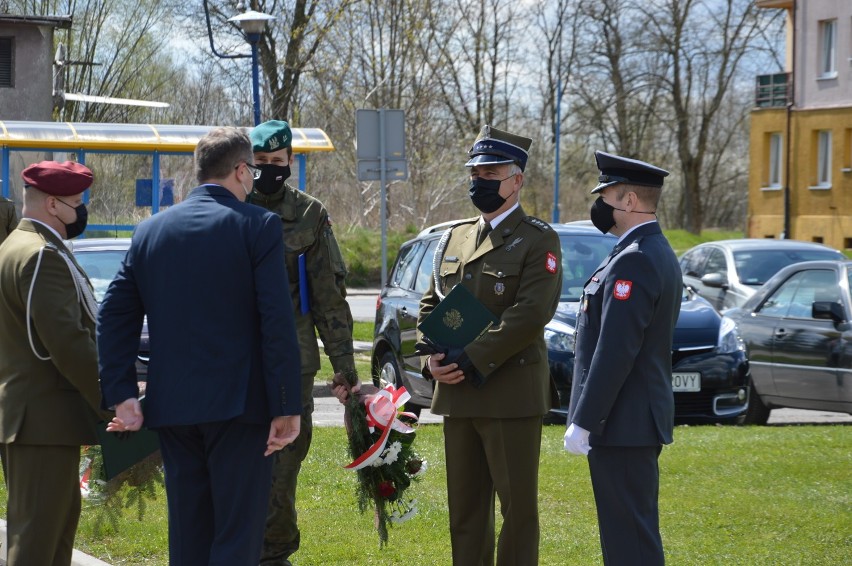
[{"left": 481, "top": 262, "right": 521, "bottom": 279}]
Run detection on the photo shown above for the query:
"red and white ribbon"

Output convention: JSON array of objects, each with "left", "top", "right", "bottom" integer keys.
[{"left": 345, "top": 385, "right": 418, "bottom": 470}]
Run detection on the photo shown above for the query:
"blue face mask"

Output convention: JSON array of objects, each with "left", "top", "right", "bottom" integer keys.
[{"left": 468, "top": 175, "right": 512, "bottom": 213}]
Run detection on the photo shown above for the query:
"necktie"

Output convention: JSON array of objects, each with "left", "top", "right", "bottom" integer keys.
[{"left": 477, "top": 221, "right": 492, "bottom": 247}]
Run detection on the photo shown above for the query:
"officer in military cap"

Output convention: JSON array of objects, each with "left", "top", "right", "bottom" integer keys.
[
  {"left": 417, "top": 125, "right": 562, "bottom": 565},
  {"left": 0, "top": 161, "right": 107, "bottom": 565},
  {"left": 0, "top": 194, "right": 18, "bottom": 246},
  {"left": 564, "top": 151, "right": 682, "bottom": 566},
  {"left": 249, "top": 120, "right": 357, "bottom": 566}
]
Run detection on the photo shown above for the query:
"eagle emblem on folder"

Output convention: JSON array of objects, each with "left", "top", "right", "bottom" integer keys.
[{"left": 443, "top": 309, "right": 463, "bottom": 330}]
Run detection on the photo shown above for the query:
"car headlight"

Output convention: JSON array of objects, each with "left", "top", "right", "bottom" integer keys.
[
  {"left": 717, "top": 316, "right": 745, "bottom": 354},
  {"left": 544, "top": 319, "right": 576, "bottom": 353}
]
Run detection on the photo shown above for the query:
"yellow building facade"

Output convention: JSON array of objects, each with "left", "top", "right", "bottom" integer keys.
[{"left": 749, "top": 1, "right": 852, "bottom": 250}]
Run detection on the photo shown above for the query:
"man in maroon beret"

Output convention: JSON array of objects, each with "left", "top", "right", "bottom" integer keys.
[{"left": 0, "top": 160, "right": 108, "bottom": 565}]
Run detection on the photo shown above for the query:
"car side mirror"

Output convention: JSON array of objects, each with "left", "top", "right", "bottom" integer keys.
[
  {"left": 812, "top": 301, "right": 846, "bottom": 323},
  {"left": 701, "top": 272, "right": 728, "bottom": 289}
]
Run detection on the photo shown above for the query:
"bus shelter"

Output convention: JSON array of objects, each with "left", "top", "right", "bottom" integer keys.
[{"left": 0, "top": 120, "right": 335, "bottom": 234}]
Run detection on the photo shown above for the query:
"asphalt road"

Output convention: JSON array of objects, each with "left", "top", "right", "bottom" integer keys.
[{"left": 347, "top": 288, "right": 380, "bottom": 322}]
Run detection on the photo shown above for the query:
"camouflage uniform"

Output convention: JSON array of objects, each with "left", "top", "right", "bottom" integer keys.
[
  {"left": 251, "top": 182, "right": 355, "bottom": 565},
  {"left": 0, "top": 196, "right": 19, "bottom": 247}
]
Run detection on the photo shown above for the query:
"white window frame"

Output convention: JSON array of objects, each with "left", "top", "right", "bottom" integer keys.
[
  {"left": 768, "top": 133, "right": 782, "bottom": 188},
  {"left": 815, "top": 130, "right": 832, "bottom": 188},
  {"left": 818, "top": 19, "right": 837, "bottom": 79}
]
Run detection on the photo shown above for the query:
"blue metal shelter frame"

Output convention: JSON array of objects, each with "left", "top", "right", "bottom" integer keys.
[{"left": 0, "top": 120, "right": 335, "bottom": 234}]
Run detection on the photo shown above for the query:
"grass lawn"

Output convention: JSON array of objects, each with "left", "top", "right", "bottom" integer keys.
[{"left": 1, "top": 424, "right": 848, "bottom": 564}]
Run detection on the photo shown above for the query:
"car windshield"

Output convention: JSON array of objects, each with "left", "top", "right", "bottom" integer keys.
[
  {"left": 559, "top": 234, "right": 614, "bottom": 301},
  {"left": 73, "top": 249, "right": 126, "bottom": 302},
  {"left": 733, "top": 248, "right": 843, "bottom": 286}
]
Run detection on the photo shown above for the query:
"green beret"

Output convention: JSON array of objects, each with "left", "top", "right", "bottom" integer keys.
[{"left": 250, "top": 120, "right": 292, "bottom": 153}]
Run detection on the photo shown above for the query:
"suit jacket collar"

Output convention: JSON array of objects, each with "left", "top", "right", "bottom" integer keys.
[{"left": 190, "top": 184, "right": 241, "bottom": 201}]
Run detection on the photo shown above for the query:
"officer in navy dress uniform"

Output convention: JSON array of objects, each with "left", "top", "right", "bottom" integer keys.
[
  {"left": 563, "top": 151, "right": 682, "bottom": 566},
  {"left": 418, "top": 125, "right": 562, "bottom": 565}
]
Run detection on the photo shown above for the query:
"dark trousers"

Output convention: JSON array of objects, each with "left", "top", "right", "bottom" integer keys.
[
  {"left": 3, "top": 442, "right": 81, "bottom": 566},
  {"left": 444, "top": 415, "right": 542, "bottom": 566},
  {"left": 588, "top": 445, "right": 665, "bottom": 566},
  {"left": 157, "top": 419, "right": 274, "bottom": 566},
  {"left": 260, "top": 396, "right": 314, "bottom": 565}
]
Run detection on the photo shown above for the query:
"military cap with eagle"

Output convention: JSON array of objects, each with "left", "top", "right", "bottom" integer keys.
[
  {"left": 465, "top": 125, "right": 533, "bottom": 171},
  {"left": 592, "top": 151, "right": 669, "bottom": 194}
]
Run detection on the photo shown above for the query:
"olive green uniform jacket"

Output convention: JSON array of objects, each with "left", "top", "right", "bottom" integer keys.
[
  {"left": 250, "top": 184, "right": 355, "bottom": 388},
  {"left": 419, "top": 206, "right": 562, "bottom": 417},
  {"left": 0, "top": 220, "right": 103, "bottom": 444},
  {"left": 0, "top": 197, "right": 19, "bottom": 247}
]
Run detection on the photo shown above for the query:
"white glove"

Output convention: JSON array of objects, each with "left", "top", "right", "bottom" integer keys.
[{"left": 563, "top": 423, "right": 591, "bottom": 456}]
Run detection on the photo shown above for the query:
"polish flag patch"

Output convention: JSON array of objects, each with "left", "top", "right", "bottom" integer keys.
[
  {"left": 613, "top": 280, "right": 633, "bottom": 300},
  {"left": 545, "top": 252, "right": 558, "bottom": 274}
]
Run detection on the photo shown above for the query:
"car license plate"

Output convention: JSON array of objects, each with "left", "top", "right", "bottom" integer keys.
[{"left": 672, "top": 372, "right": 701, "bottom": 392}]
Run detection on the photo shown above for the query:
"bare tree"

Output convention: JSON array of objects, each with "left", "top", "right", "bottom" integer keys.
[
  {"left": 644, "top": 0, "right": 780, "bottom": 234},
  {"left": 10, "top": 0, "right": 185, "bottom": 123}
]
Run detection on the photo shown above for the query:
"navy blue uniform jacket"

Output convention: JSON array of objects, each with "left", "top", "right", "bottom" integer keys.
[
  {"left": 569, "top": 222, "right": 682, "bottom": 446},
  {"left": 97, "top": 185, "right": 301, "bottom": 427}
]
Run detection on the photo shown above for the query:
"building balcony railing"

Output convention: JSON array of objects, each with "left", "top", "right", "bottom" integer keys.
[{"left": 755, "top": 72, "right": 791, "bottom": 108}]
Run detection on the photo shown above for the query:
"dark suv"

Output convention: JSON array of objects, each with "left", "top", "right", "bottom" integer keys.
[{"left": 372, "top": 221, "right": 751, "bottom": 423}]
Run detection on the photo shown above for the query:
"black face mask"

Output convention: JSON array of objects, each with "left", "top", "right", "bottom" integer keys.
[
  {"left": 254, "top": 164, "right": 291, "bottom": 195},
  {"left": 57, "top": 200, "right": 88, "bottom": 239},
  {"left": 469, "top": 177, "right": 509, "bottom": 213},
  {"left": 590, "top": 197, "right": 621, "bottom": 234}
]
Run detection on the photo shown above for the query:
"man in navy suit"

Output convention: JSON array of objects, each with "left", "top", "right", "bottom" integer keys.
[
  {"left": 97, "top": 127, "right": 302, "bottom": 565},
  {"left": 564, "top": 151, "right": 682, "bottom": 566}
]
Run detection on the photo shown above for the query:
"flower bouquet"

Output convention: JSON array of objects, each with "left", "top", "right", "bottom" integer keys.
[{"left": 332, "top": 373, "right": 426, "bottom": 546}]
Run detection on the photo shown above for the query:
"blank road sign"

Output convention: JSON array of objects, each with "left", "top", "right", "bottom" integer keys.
[{"left": 356, "top": 109, "right": 406, "bottom": 160}]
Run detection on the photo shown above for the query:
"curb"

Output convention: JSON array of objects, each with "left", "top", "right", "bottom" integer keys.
[{"left": 0, "top": 519, "right": 111, "bottom": 566}]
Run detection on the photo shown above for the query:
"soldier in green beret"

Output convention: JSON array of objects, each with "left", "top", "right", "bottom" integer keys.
[
  {"left": 0, "top": 161, "right": 107, "bottom": 565},
  {"left": 0, "top": 195, "right": 19, "bottom": 246},
  {"left": 249, "top": 120, "right": 357, "bottom": 566}
]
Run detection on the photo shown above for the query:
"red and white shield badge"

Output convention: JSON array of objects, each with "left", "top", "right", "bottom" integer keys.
[
  {"left": 613, "top": 280, "right": 632, "bottom": 300},
  {"left": 545, "top": 252, "right": 558, "bottom": 274}
]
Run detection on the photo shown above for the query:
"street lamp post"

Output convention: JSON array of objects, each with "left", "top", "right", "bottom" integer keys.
[{"left": 228, "top": 11, "right": 275, "bottom": 126}]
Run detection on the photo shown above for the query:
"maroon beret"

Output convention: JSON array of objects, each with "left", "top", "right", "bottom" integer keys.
[{"left": 22, "top": 161, "right": 93, "bottom": 196}]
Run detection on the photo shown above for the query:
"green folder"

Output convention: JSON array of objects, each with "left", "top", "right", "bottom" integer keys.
[
  {"left": 97, "top": 399, "right": 160, "bottom": 481},
  {"left": 418, "top": 284, "right": 499, "bottom": 347}
]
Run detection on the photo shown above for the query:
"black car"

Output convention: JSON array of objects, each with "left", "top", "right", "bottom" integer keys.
[
  {"left": 725, "top": 259, "right": 852, "bottom": 424},
  {"left": 67, "top": 238, "right": 149, "bottom": 380},
  {"left": 371, "top": 221, "right": 751, "bottom": 423}
]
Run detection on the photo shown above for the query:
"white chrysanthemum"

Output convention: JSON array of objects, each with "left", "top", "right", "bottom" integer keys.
[{"left": 383, "top": 441, "right": 402, "bottom": 465}]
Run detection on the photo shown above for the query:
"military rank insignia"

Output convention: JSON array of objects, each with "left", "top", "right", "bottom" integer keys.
[
  {"left": 494, "top": 282, "right": 505, "bottom": 295},
  {"left": 545, "top": 252, "right": 558, "bottom": 274},
  {"left": 614, "top": 280, "right": 633, "bottom": 300}
]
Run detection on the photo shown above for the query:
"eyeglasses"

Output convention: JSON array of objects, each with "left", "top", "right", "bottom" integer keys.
[{"left": 237, "top": 162, "right": 262, "bottom": 180}]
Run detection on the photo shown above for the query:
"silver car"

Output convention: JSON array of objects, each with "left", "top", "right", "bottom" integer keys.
[{"left": 679, "top": 239, "right": 844, "bottom": 311}]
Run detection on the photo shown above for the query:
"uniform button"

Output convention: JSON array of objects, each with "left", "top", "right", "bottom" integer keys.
[
  {"left": 497, "top": 271, "right": 504, "bottom": 278},
  {"left": 599, "top": 419, "right": 606, "bottom": 424},
  {"left": 519, "top": 358, "right": 525, "bottom": 364},
  {"left": 488, "top": 362, "right": 496, "bottom": 368},
  {"left": 465, "top": 273, "right": 472, "bottom": 280}
]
